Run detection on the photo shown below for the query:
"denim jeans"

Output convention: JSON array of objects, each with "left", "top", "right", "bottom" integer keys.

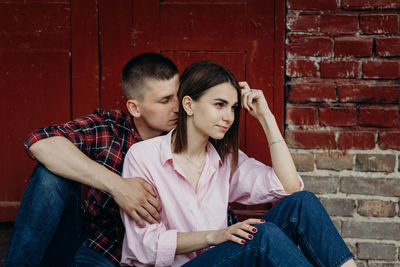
[
  {"left": 74, "top": 241, "right": 116, "bottom": 267},
  {"left": 184, "top": 191, "right": 354, "bottom": 267},
  {"left": 4, "top": 164, "right": 83, "bottom": 267}
]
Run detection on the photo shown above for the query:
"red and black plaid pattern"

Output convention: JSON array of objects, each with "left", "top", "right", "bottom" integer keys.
[{"left": 24, "top": 109, "right": 141, "bottom": 265}]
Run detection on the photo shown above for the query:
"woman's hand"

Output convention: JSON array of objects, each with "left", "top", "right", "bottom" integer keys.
[
  {"left": 207, "top": 218, "right": 265, "bottom": 246},
  {"left": 239, "top": 81, "right": 271, "bottom": 120}
]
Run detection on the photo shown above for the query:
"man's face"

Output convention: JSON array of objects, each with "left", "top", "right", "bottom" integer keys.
[{"left": 136, "top": 74, "right": 179, "bottom": 139}]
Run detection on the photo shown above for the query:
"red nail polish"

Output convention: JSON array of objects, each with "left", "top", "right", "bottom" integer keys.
[
  {"left": 241, "top": 240, "right": 246, "bottom": 244},
  {"left": 260, "top": 219, "right": 265, "bottom": 223},
  {"left": 252, "top": 228, "right": 257, "bottom": 232},
  {"left": 248, "top": 235, "right": 253, "bottom": 239}
]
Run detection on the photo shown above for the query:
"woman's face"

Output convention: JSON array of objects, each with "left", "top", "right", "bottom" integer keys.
[{"left": 190, "top": 82, "right": 238, "bottom": 140}]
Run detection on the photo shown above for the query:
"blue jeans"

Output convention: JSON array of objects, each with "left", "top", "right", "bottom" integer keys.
[
  {"left": 184, "top": 191, "right": 353, "bottom": 267},
  {"left": 74, "top": 242, "right": 116, "bottom": 267},
  {"left": 4, "top": 164, "right": 83, "bottom": 267}
]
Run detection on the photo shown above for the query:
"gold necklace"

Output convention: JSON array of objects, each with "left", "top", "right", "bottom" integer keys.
[{"left": 181, "top": 153, "right": 206, "bottom": 174}]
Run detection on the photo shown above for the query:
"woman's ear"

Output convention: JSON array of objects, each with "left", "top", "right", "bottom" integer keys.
[
  {"left": 182, "top": 96, "right": 193, "bottom": 116},
  {"left": 126, "top": 99, "right": 141, "bottom": 118}
]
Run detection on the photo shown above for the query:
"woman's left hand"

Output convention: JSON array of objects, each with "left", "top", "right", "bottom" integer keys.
[{"left": 239, "top": 81, "right": 271, "bottom": 119}]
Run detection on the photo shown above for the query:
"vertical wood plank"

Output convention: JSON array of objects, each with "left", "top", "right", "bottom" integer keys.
[
  {"left": 99, "top": 0, "right": 134, "bottom": 111},
  {"left": 71, "top": 0, "right": 99, "bottom": 118}
]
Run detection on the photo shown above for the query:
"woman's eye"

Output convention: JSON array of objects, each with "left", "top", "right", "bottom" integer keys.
[{"left": 215, "top": 102, "right": 224, "bottom": 107}]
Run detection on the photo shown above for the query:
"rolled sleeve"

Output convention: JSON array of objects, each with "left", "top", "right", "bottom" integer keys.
[
  {"left": 156, "top": 229, "right": 178, "bottom": 266},
  {"left": 229, "top": 150, "right": 304, "bottom": 205}
]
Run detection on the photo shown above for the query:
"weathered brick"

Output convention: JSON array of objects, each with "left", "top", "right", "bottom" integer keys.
[
  {"left": 342, "top": 221, "right": 400, "bottom": 240},
  {"left": 338, "top": 85, "right": 400, "bottom": 104},
  {"left": 287, "top": 13, "right": 319, "bottom": 32},
  {"left": 321, "top": 61, "right": 359, "bottom": 78},
  {"left": 286, "top": 130, "right": 336, "bottom": 149},
  {"left": 368, "top": 263, "right": 400, "bottom": 267},
  {"left": 363, "top": 61, "right": 400, "bottom": 79},
  {"left": 356, "top": 154, "right": 396, "bottom": 173},
  {"left": 320, "top": 198, "right": 356, "bottom": 217},
  {"left": 288, "top": 83, "right": 337, "bottom": 103},
  {"left": 291, "top": 153, "right": 314, "bottom": 172},
  {"left": 331, "top": 218, "right": 342, "bottom": 233},
  {"left": 303, "top": 176, "right": 339, "bottom": 194},
  {"left": 286, "top": 106, "right": 317, "bottom": 125},
  {"left": 337, "top": 131, "right": 376, "bottom": 150},
  {"left": 335, "top": 37, "right": 373, "bottom": 57},
  {"left": 287, "top": 59, "right": 318, "bottom": 77},
  {"left": 359, "top": 106, "right": 399, "bottom": 127},
  {"left": 355, "top": 260, "right": 367, "bottom": 267},
  {"left": 320, "top": 14, "right": 358, "bottom": 34},
  {"left": 342, "top": 0, "right": 400, "bottom": 10},
  {"left": 319, "top": 106, "right": 357, "bottom": 126},
  {"left": 287, "top": 35, "right": 333, "bottom": 57},
  {"left": 340, "top": 177, "right": 400, "bottom": 197},
  {"left": 288, "top": 0, "right": 339, "bottom": 10},
  {"left": 357, "top": 200, "right": 397, "bottom": 217},
  {"left": 360, "top": 14, "right": 399, "bottom": 34},
  {"left": 316, "top": 152, "right": 353, "bottom": 171},
  {"left": 376, "top": 37, "right": 400, "bottom": 57},
  {"left": 379, "top": 131, "right": 400, "bottom": 151},
  {"left": 357, "top": 243, "right": 397, "bottom": 260}
]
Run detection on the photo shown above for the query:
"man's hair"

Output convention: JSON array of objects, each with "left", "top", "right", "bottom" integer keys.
[
  {"left": 122, "top": 53, "right": 178, "bottom": 100},
  {"left": 174, "top": 60, "right": 241, "bottom": 169}
]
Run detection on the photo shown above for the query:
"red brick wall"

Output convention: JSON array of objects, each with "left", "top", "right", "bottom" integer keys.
[{"left": 286, "top": 0, "right": 400, "bottom": 265}]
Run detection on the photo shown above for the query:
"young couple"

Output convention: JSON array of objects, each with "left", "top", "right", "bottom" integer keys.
[{"left": 5, "top": 53, "right": 355, "bottom": 266}]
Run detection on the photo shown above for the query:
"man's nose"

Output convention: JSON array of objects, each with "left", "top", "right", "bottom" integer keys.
[{"left": 172, "top": 96, "right": 179, "bottom": 113}]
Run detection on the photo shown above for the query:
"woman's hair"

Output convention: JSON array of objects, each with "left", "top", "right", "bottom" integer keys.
[{"left": 174, "top": 60, "right": 241, "bottom": 168}]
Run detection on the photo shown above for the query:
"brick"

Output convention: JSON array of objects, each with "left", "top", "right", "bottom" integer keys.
[
  {"left": 338, "top": 85, "right": 400, "bottom": 104},
  {"left": 287, "top": 13, "right": 319, "bottom": 32},
  {"left": 357, "top": 243, "right": 397, "bottom": 260},
  {"left": 376, "top": 37, "right": 400, "bottom": 57},
  {"left": 355, "top": 261, "right": 367, "bottom": 267},
  {"left": 287, "top": 35, "right": 333, "bottom": 57},
  {"left": 320, "top": 198, "right": 355, "bottom": 217},
  {"left": 288, "top": 0, "right": 339, "bottom": 10},
  {"left": 286, "top": 106, "right": 317, "bottom": 125},
  {"left": 288, "top": 83, "right": 337, "bottom": 103},
  {"left": 359, "top": 106, "right": 399, "bottom": 127},
  {"left": 363, "top": 61, "right": 400, "bottom": 79},
  {"left": 356, "top": 154, "right": 396, "bottom": 173},
  {"left": 321, "top": 61, "right": 359, "bottom": 78},
  {"left": 360, "top": 14, "right": 399, "bottom": 34},
  {"left": 335, "top": 37, "right": 373, "bottom": 57},
  {"left": 368, "top": 263, "right": 400, "bottom": 267},
  {"left": 291, "top": 153, "right": 314, "bottom": 172},
  {"left": 286, "top": 59, "right": 318, "bottom": 77},
  {"left": 379, "top": 131, "right": 400, "bottom": 150},
  {"left": 303, "top": 176, "right": 338, "bottom": 194},
  {"left": 337, "top": 131, "right": 376, "bottom": 150},
  {"left": 342, "top": 0, "right": 400, "bottom": 10},
  {"left": 319, "top": 106, "right": 357, "bottom": 126},
  {"left": 286, "top": 130, "right": 336, "bottom": 149},
  {"left": 331, "top": 218, "right": 342, "bottom": 233},
  {"left": 342, "top": 221, "right": 400, "bottom": 240},
  {"left": 358, "top": 200, "right": 396, "bottom": 217},
  {"left": 316, "top": 152, "right": 353, "bottom": 171},
  {"left": 320, "top": 15, "right": 358, "bottom": 34},
  {"left": 340, "top": 177, "right": 400, "bottom": 197}
]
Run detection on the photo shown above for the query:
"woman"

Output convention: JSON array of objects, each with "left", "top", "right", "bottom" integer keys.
[{"left": 121, "top": 60, "right": 355, "bottom": 266}]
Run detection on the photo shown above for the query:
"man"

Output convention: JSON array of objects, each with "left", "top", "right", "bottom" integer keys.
[{"left": 5, "top": 53, "right": 180, "bottom": 266}]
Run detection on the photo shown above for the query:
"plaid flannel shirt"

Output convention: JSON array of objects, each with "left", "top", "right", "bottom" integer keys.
[{"left": 24, "top": 109, "right": 141, "bottom": 265}]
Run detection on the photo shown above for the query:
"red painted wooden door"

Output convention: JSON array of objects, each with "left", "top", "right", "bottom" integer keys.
[
  {"left": 0, "top": 0, "right": 284, "bottom": 221},
  {"left": 98, "top": 0, "right": 285, "bottom": 218}
]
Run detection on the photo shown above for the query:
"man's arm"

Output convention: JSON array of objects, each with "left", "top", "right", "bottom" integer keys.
[{"left": 30, "top": 136, "right": 160, "bottom": 227}]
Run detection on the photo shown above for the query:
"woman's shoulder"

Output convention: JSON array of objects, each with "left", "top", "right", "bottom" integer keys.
[{"left": 126, "top": 133, "right": 169, "bottom": 160}]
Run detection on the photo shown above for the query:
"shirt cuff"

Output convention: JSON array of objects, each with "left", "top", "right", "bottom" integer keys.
[{"left": 155, "top": 229, "right": 177, "bottom": 266}]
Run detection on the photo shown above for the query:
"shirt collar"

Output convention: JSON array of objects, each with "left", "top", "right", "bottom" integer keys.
[{"left": 160, "top": 129, "right": 223, "bottom": 168}]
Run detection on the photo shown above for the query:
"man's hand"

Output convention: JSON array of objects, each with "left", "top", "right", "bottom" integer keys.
[{"left": 113, "top": 178, "right": 161, "bottom": 228}]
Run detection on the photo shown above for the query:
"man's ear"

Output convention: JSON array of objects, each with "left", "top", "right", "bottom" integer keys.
[
  {"left": 182, "top": 95, "right": 194, "bottom": 116},
  {"left": 126, "top": 99, "right": 141, "bottom": 118}
]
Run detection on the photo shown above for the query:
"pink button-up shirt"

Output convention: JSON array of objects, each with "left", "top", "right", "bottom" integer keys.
[{"left": 121, "top": 130, "right": 303, "bottom": 266}]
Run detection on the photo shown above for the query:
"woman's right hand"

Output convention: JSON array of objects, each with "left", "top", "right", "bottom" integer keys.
[{"left": 207, "top": 218, "right": 265, "bottom": 246}]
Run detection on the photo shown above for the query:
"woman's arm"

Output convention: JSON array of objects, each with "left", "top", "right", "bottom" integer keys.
[
  {"left": 240, "top": 82, "right": 301, "bottom": 194},
  {"left": 176, "top": 219, "right": 264, "bottom": 254}
]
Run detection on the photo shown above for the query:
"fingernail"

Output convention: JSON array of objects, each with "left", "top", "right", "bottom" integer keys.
[
  {"left": 260, "top": 219, "right": 265, "bottom": 223},
  {"left": 248, "top": 235, "right": 253, "bottom": 239},
  {"left": 241, "top": 240, "right": 246, "bottom": 244},
  {"left": 252, "top": 228, "right": 257, "bottom": 232}
]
